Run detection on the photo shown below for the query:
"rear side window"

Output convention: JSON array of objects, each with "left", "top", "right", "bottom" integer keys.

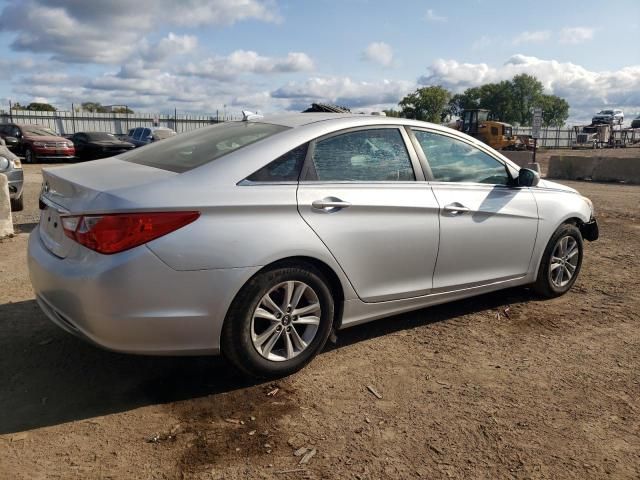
[
  {"left": 246, "top": 143, "right": 308, "bottom": 183},
  {"left": 307, "top": 128, "right": 414, "bottom": 182},
  {"left": 120, "top": 122, "right": 288, "bottom": 173}
]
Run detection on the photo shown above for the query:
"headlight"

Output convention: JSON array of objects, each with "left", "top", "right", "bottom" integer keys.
[
  {"left": 0, "top": 156, "right": 9, "bottom": 171},
  {"left": 582, "top": 196, "right": 594, "bottom": 216}
]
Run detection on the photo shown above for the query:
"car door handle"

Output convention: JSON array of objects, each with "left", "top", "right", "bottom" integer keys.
[
  {"left": 443, "top": 203, "right": 470, "bottom": 215},
  {"left": 312, "top": 198, "right": 352, "bottom": 211}
]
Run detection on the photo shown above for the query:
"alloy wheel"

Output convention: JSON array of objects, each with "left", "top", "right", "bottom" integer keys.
[
  {"left": 549, "top": 235, "right": 579, "bottom": 288},
  {"left": 250, "top": 281, "right": 321, "bottom": 362}
]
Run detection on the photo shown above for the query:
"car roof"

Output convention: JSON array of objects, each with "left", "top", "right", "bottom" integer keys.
[
  {"left": 254, "top": 112, "right": 462, "bottom": 135},
  {"left": 256, "top": 112, "right": 368, "bottom": 128}
]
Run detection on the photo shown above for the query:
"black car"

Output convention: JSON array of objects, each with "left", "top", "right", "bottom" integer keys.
[
  {"left": 70, "top": 131, "right": 135, "bottom": 161},
  {"left": 631, "top": 115, "right": 640, "bottom": 129}
]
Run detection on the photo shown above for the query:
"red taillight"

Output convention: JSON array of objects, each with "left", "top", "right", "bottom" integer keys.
[{"left": 62, "top": 211, "right": 200, "bottom": 254}]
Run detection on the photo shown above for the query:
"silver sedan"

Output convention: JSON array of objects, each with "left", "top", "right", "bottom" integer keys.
[{"left": 28, "top": 113, "right": 598, "bottom": 377}]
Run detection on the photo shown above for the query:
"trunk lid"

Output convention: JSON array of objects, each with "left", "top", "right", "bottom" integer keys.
[{"left": 38, "top": 158, "right": 177, "bottom": 258}]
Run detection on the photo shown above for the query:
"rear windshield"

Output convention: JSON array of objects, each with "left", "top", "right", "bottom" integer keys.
[
  {"left": 86, "top": 132, "right": 117, "bottom": 141},
  {"left": 119, "top": 122, "right": 288, "bottom": 173}
]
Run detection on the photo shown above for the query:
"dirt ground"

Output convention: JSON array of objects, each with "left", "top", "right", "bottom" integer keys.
[{"left": 1, "top": 159, "right": 639, "bottom": 480}]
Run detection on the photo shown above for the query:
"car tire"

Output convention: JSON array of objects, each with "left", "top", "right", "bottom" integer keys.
[
  {"left": 221, "top": 263, "right": 335, "bottom": 378},
  {"left": 532, "top": 223, "right": 583, "bottom": 298},
  {"left": 10, "top": 194, "right": 24, "bottom": 212},
  {"left": 24, "top": 148, "right": 34, "bottom": 164}
]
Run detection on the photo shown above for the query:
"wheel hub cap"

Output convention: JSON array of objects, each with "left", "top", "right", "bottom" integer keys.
[
  {"left": 250, "top": 280, "right": 321, "bottom": 362},
  {"left": 549, "top": 235, "right": 579, "bottom": 288}
]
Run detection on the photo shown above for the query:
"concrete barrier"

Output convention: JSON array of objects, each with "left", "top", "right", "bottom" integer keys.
[
  {"left": 501, "top": 151, "right": 541, "bottom": 174},
  {"left": 0, "top": 174, "right": 14, "bottom": 237},
  {"left": 548, "top": 155, "right": 640, "bottom": 184}
]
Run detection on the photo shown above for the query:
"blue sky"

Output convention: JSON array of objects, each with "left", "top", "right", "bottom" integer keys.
[{"left": 0, "top": 0, "right": 639, "bottom": 124}]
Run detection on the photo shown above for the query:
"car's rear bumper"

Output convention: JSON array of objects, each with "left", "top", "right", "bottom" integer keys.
[{"left": 28, "top": 226, "right": 260, "bottom": 355}]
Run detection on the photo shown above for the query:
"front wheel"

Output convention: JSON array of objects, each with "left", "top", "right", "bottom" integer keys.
[
  {"left": 532, "top": 223, "right": 584, "bottom": 298},
  {"left": 221, "top": 264, "right": 335, "bottom": 378},
  {"left": 24, "top": 148, "right": 34, "bottom": 164}
]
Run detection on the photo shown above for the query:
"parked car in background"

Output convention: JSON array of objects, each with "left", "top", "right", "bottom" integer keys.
[
  {"left": 0, "top": 138, "right": 24, "bottom": 211},
  {"left": 126, "top": 126, "right": 177, "bottom": 147},
  {"left": 592, "top": 109, "right": 624, "bottom": 125},
  {"left": 70, "top": 131, "right": 135, "bottom": 161},
  {"left": 29, "top": 114, "right": 599, "bottom": 378},
  {"left": 631, "top": 115, "right": 640, "bottom": 129},
  {"left": 0, "top": 123, "right": 75, "bottom": 163}
]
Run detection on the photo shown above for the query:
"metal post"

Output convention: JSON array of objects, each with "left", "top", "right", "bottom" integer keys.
[
  {"left": 8, "top": 100, "right": 12, "bottom": 123},
  {"left": 533, "top": 138, "right": 537, "bottom": 163}
]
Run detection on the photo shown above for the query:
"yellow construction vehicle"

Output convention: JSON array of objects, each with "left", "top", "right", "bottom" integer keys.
[{"left": 456, "top": 109, "right": 531, "bottom": 150}]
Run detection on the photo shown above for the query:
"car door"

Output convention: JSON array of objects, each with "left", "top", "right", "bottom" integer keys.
[
  {"left": 297, "top": 126, "right": 440, "bottom": 302},
  {"left": 411, "top": 128, "right": 539, "bottom": 291}
]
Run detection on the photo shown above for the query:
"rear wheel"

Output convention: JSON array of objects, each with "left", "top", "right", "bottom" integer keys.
[
  {"left": 221, "top": 264, "right": 334, "bottom": 378},
  {"left": 532, "top": 224, "right": 583, "bottom": 298}
]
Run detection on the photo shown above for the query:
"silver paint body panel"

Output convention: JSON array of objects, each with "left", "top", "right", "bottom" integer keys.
[{"left": 27, "top": 114, "right": 594, "bottom": 354}]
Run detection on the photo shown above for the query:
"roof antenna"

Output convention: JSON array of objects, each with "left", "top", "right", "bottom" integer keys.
[{"left": 242, "top": 110, "right": 264, "bottom": 121}]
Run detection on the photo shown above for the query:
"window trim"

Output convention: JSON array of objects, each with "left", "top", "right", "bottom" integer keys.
[
  {"left": 238, "top": 142, "right": 309, "bottom": 186},
  {"left": 299, "top": 125, "right": 425, "bottom": 184},
  {"left": 409, "top": 127, "right": 518, "bottom": 187}
]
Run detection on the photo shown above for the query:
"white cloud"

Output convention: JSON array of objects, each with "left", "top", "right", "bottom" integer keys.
[
  {"left": 559, "top": 27, "right": 595, "bottom": 45},
  {"left": 425, "top": 9, "right": 446, "bottom": 22},
  {"left": 420, "top": 54, "right": 640, "bottom": 123},
  {"left": 513, "top": 30, "right": 551, "bottom": 45},
  {"left": 0, "top": 0, "right": 279, "bottom": 63},
  {"left": 141, "top": 33, "right": 198, "bottom": 63},
  {"left": 180, "top": 50, "right": 314, "bottom": 80},
  {"left": 362, "top": 42, "right": 394, "bottom": 67},
  {"left": 271, "top": 76, "right": 415, "bottom": 110}
]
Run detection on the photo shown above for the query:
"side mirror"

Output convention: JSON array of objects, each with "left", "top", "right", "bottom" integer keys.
[
  {"left": 518, "top": 168, "right": 540, "bottom": 187},
  {"left": 4, "top": 136, "right": 19, "bottom": 147}
]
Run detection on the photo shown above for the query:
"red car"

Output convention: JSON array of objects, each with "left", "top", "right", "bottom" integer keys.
[{"left": 0, "top": 123, "right": 75, "bottom": 163}]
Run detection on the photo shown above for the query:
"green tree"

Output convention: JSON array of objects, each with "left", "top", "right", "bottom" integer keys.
[
  {"left": 81, "top": 102, "right": 109, "bottom": 113},
  {"left": 26, "top": 102, "right": 56, "bottom": 112},
  {"left": 509, "top": 74, "right": 545, "bottom": 126},
  {"left": 382, "top": 108, "right": 402, "bottom": 118},
  {"left": 399, "top": 86, "right": 451, "bottom": 123},
  {"left": 111, "top": 106, "right": 134, "bottom": 114},
  {"left": 538, "top": 94, "right": 569, "bottom": 127}
]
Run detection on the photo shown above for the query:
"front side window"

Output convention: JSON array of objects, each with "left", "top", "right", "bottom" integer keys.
[
  {"left": 412, "top": 130, "right": 510, "bottom": 185},
  {"left": 246, "top": 143, "right": 308, "bottom": 183},
  {"left": 308, "top": 128, "right": 414, "bottom": 182},
  {"left": 133, "top": 128, "right": 143, "bottom": 140}
]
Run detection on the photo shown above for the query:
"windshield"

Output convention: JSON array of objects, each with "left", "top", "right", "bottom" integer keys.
[
  {"left": 86, "top": 132, "right": 117, "bottom": 141},
  {"left": 23, "top": 126, "right": 58, "bottom": 136},
  {"left": 152, "top": 129, "right": 176, "bottom": 140},
  {"left": 599, "top": 110, "right": 614, "bottom": 115},
  {"left": 119, "top": 122, "right": 289, "bottom": 173}
]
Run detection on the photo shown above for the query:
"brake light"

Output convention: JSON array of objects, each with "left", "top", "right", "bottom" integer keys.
[{"left": 61, "top": 211, "right": 200, "bottom": 254}]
